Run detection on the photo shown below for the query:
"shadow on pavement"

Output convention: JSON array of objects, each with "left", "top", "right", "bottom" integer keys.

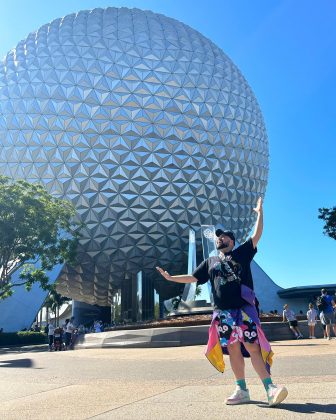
[
  {"left": 0, "top": 358, "right": 34, "bottom": 368},
  {"left": 259, "top": 402, "right": 336, "bottom": 414}
]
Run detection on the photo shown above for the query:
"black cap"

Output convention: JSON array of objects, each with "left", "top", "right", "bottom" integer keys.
[{"left": 215, "top": 229, "right": 235, "bottom": 242}]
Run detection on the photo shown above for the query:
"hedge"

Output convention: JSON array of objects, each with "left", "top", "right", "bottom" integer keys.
[{"left": 0, "top": 331, "right": 47, "bottom": 346}]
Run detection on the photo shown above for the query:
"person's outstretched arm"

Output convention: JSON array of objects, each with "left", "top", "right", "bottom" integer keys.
[
  {"left": 156, "top": 266, "right": 197, "bottom": 283},
  {"left": 251, "top": 197, "right": 263, "bottom": 249}
]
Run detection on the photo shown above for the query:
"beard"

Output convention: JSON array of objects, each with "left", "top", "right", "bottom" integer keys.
[{"left": 216, "top": 241, "right": 230, "bottom": 250}]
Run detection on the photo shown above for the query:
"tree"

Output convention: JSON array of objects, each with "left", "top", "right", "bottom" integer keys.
[
  {"left": 0, "top": 176, "right": 82, "bottom": 299},
  {"left": 44, "top": 287, "right": 70, "bottom": 326},
  {"left": 318, "top": 207, "right": 336, "bottom": 240},
  {"left": 195, "top": 285, "right": 202, "bottom": 298}
]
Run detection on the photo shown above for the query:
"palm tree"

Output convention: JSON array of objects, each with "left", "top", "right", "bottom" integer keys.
[{"left": 44, "top": 287, "right": 70, "bottom": 326}]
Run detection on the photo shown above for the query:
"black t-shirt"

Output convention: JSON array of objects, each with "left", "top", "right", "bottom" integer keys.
[{"left": 192, "top": 238, "right": 257, "bottom": 310}]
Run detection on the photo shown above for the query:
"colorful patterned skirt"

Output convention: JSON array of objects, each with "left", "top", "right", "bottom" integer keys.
[{"left": 205, "top": 307, "right": 274, "bottom": 374}]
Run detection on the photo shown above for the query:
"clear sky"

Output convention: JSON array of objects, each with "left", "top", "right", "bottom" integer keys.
[{"left": 1, "top": 0, "right": 335, "bottom": 289}]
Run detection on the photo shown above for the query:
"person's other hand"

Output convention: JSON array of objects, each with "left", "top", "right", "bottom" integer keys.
[{"left": 156, "top": 266, "right": 171, "bottom": 281}]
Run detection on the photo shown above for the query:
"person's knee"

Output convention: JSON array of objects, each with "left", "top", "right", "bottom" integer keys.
[
  {"left": 227, "top": 342, "right": 241, "bottom": 355},
  {"left": 243, "top": 343, "right": 261, "bottom": 355}
]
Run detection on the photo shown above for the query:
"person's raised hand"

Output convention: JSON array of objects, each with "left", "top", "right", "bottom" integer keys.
[
  {"left": 156, "top": 266, "right": 171, "bottom": 281},
  {"left": 253, "top": 197, "right": 263, "bottom": 214}
]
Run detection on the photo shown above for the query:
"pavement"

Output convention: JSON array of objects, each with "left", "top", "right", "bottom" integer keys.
[{"left": 0, "top": 338, "right": 335, "bottom": 419}]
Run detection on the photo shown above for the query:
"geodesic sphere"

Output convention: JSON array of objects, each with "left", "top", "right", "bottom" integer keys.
[{"left": 0, "top": 7, "right": 268, "bottom": 305}]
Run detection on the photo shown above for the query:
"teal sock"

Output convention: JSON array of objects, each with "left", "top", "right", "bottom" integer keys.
[
  {"left": 262, "top": 377, "right": 273, "bottom": 391},
  {"left": 236, "top": 379, "right": 247, "bottom": 391}
]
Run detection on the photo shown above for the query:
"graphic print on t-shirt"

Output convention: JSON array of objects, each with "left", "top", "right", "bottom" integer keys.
[{"left": 212, "top": 256, "right": 242, "bottom": 287}]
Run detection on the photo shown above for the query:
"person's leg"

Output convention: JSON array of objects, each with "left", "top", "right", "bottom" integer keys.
[
  {"left": 332, "top": 313, "right": 336, "bottom": 337},
  {"left": 311, "top": 325, "right": 315, "bottom": 338},
  {"left": 295, "top": 326, "right": 303, "bottom": 337},
  {"left": 218, "top": 311, "right": 250, "bottom": 405},
  {"left": 326, "top": 323, "right": 331, "bottom": 338},
  {"left": 289, "top": 326, "right": 298, "bottom": 337},
  {"left": 243, "top": 341, "right": 288, "bottom": 407},
  {"left": 48, "top": 335, "right": 53, "bottom": 350},
  {"left": 322, "top": 323, "right": 327, "bottom": 338},
  {"left": 292, "top": 320, "right": 303, "bottom": 337},
  {"left": 65, "top": 332, "right": 71, "bottom": 349},
  {"left": 225, "top": 341, "right": 250, "bottom": 405},
  {"left": 243, "top": 342, "right": 270, "bottom": 380},
  {"left": 227, "top": 341, "right": 245, "bottom": 380}
]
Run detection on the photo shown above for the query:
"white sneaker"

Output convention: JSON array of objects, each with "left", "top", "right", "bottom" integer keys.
[
  {"left": 267, "top": 384, "right": 288, "bottom": 407},
  {"left": 226, "top": 387, "right": 250, "bottom": 405},
  {"left": 311, "top": 336, "right": 316, "bottom": 339}
]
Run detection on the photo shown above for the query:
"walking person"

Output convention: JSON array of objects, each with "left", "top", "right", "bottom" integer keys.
[
  {"left": 317, "top": 289, "right": 336, "bottom": 340},
  {"left": 282, "top": 304, "right": 303, "bottom": 339},
  {"left": 306, "top": 303, "right": 317, "bottom": 339},
  {"left": 157, "top": 197, "right": 288, "bottom": 407}
]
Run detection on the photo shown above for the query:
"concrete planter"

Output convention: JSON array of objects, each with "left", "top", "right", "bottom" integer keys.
[{"left": 75, "top": 320, "right": 326, "bottom": 349}]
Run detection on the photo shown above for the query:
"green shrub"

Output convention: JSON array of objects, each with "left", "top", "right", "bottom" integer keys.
[{"left": 0, "top": 331, "right": 47, "bottom": 346}]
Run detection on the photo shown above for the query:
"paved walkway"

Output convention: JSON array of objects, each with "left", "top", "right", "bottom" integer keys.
[{"left": 0, "top": 339, "right": 335, "bottom": 419}]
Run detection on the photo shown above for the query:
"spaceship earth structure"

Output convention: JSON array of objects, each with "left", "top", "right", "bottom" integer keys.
[{"left": 0, "top": 7, "right": 269, "bottom": 305}]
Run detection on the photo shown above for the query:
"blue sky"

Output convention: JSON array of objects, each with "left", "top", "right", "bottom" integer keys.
[{"left": 1, "top": 0, "right": 335, "bottom": 289}]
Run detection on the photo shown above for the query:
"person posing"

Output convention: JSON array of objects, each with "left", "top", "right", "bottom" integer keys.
[
  {"left": 156, "top": 197, "right": 288, "bottom": 407},
  {"left": 317, "top": 289, "right": 336, "bottom": 340},
  {"left": 282, "top": 304, "right": 303, "bottom": 339},
  {"left": 306, "top": 303, "right": 318, "bottom": 339}
]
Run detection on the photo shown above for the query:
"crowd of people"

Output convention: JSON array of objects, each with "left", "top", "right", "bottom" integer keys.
[
  {"left": 44, "top": 317, "right": 77, "bottom": 351},
  {"left": 42, "top": 318, "right": 112, "bottom": 351},
  {"left": 282, "top": 288, "right": 336, "bottom": 339}
]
